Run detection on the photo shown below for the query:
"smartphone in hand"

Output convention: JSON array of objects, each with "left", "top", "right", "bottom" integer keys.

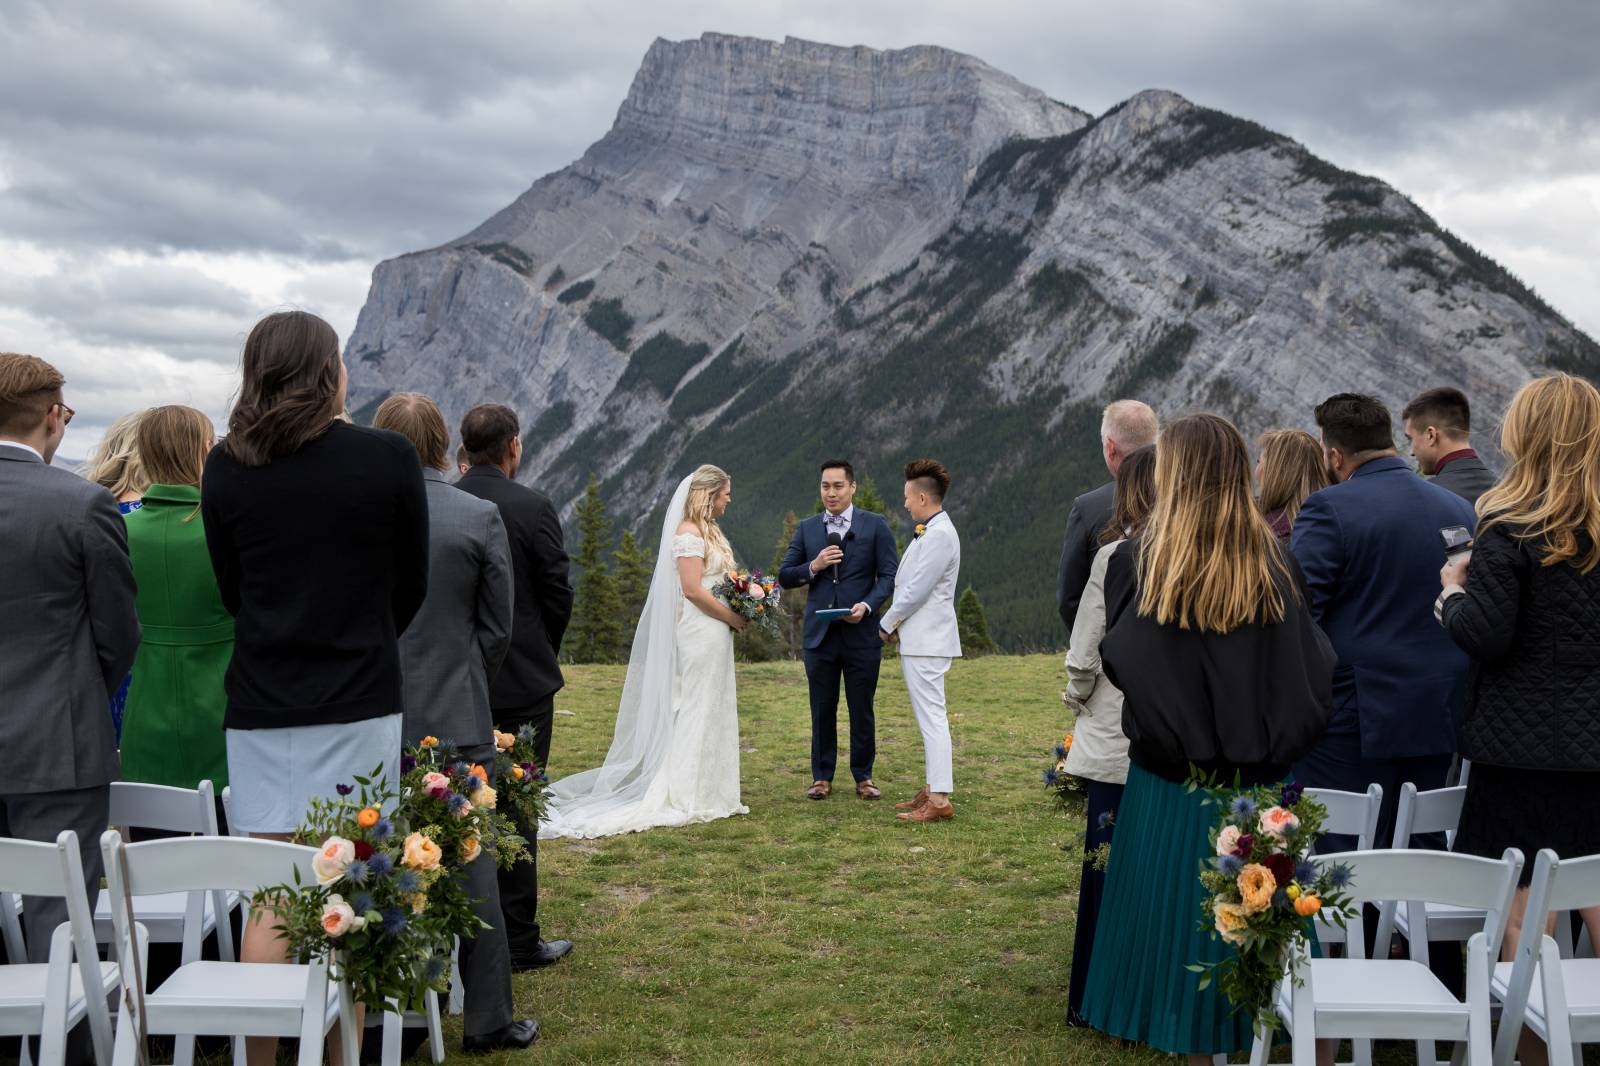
[{"left": 1440, "top": 525, "right": 1474, "bottom": 557}]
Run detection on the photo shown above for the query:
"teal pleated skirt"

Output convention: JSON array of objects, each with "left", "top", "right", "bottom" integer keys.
[{"left": 1081, "top": 762, "right": 1255, "bottom": 1055}]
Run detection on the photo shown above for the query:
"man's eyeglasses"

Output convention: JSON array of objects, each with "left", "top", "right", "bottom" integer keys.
[{"left": 55, "top": 402, "right": 74, "bottom": 426}]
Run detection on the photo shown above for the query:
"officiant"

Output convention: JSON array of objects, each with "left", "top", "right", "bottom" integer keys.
[{"left": 779, "top": 460, "right": 899, "bottom": 801}]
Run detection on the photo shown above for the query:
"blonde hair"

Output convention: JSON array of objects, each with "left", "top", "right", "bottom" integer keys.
[
  {"left": 1256, "top": 429, "right": 1331, "bottom": 529},
  {"left": 82, "top": 411, "right": 149, "bottom": 500},
  {"left": 373, "top": 393, "right": 449, "bottom": 470},
  {"left": 683, "top": 464, "right": 733, "bottom": 566},
  {"left": 1477, "top": 373, "right": 1600, "bottom": 573},
  {"left": 138, "top": 406, "right": 214, "bottom": 522},
  {"left": 1138, "top": 413, "right": 1295, "bottom": 632}
]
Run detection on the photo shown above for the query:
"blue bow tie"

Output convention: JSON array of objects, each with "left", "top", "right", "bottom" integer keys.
[{"left": 824, "top": 513, "right": 847, "bottom": 529}]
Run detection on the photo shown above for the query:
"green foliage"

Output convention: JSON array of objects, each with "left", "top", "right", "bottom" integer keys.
[
  {"left": 557, "top": 279, "right": 595, "bottom": 304},
  {"left": 1115, "top": 322, "right": 1199, "bottom": 398},
  {"left": 567, "top": 476, "right": 625, "bottom": 663},
  {"left": 474, "top": 242, "right": 535, "bottom": 276},
  {"left": 1139, "top": 107, "right": 1288, "bottom": 183},
  {"left": 668, "top": 335, "right": 745, "bottom": 421},
  {"left": 1323, "top": 184, "right": 1385, "bottom": 209},
  {"left": 584, "top": 297, "right": 634, "bottom": 351},
  {"left": 619, "top": 332, "right": 712, "bottom": 396},
  {"left": 1026, "top": 262, "right": 1098, "bottom": 315},
  {"left": 612, "top": 528, "right": 653, "bottom": 651},
  {"left": 956, "top": 587, "right": 999, "bottom": 656},
  {"left": 528, "top": 400, "right": 575, "bottom": 446},
  {"left": 1546, "top": 333, "right": 1600, "bottom": 379},
  {"left": 1388, "top": 246, "right": 1448, "bottom": 282},
  {"left": 545, "top": 264, "right": 567, "bottom": 289},
  {"left": 1321, "top": 215, "right": 1422, "bottom": 250}
]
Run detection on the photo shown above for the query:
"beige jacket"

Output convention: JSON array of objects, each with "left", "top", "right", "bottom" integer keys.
[{"left": 1063, "top": 540, "right": 1130, "bottom": 785}]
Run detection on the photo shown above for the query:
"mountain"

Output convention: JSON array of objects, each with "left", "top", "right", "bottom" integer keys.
[{"left": 345, "top": 33, "right": 1600, "bottom": 651}]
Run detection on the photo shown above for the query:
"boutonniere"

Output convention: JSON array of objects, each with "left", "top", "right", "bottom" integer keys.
[{"left": 913, "top": 523, "right": 927, "bottom": 539}]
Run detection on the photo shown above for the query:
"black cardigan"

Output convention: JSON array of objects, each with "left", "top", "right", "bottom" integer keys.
[
  {"left": 1439, "top": 521, "right": 1600, "bottom": 770},
  {"left": 202, "top": 421, "right": 429, "bottom": 729},
  {"left": 1100, "top": 540, "right": 1337, "bottom": 784}
]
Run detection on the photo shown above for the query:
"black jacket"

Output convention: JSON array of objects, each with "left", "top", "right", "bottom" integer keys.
[
  {"left": 1056, "top": 481, "right": 1115, "bottom": 636},
  {"left": 201, "top": 421, "right": 429, "bottom": 729},
  {"left": 1100, "top": 540, "right": 1337, "bottom": 784},
  {"left": 457, "top": 465, "right": 573, "bottom": 708},
  {"left": 1439, "top": 521, "right": 1600, "bottom": 770},
  {"left": 1430, "top": 454, "right": 1498, "bottom": 506}
]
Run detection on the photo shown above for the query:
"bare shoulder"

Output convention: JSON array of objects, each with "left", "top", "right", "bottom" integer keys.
[{"left": 675, "top": 520, "right": 700, "bottom": 536}]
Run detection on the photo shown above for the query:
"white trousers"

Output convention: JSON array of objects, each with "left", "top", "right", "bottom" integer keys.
[{"left": 900, "top": 654, "right": 953, "bottom": 794}]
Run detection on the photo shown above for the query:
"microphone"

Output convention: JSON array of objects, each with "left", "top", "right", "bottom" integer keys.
[{"left": 826, "top": 530, "right": 844, "bottom": 589}]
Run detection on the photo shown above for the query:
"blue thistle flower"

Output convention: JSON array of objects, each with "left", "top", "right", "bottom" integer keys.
[
  {"left": 395, "top": 869, "right": 420, "bottom": 894},
  {"left": 1229, "top": 796, "right": 1256, "bottom": 820},
  {"left": 1327, "top": 863, "right": 1353, "bottom": 889},
  {"left": 381, "top": 908, "right": 408, "bottom": 936},
  {"left": 1096, "top": 810, "right": 1115, "bottom": 831},
  {"left": 343, "top": 860, "right": 369, "bottom": 884},
  {"left": 366, "top": 852, "right": 394, "bottom": 878},
  {"left": 448, "top": 793, "right": 471, "bottom": 814},
  {"left": 371, "top": 818, "right": 394, "bottom": 841},
  {"left": 1053, "top": 744, "right": 1068, "bottom": 759},
  {"left": 1043, "top": 770, "right": 1059, "bottom": 786},
  {"left": 423, "top": 957, "right": 448, "bottom": 983},
  {"left": 1294, "top": 860, "right": 1318, "bottom": 885},
  {"left": 352, "top": 892, "right": 375, "bottom": 914},
  {"left": 1272, "top": 888, "right": 1292, "bottom": 911},
  {"left": 1217, "top": 854, "right": 1243, "bottom": 876}
]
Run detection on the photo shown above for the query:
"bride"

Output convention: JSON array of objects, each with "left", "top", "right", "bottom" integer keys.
[{"left": 540, "top": 464, "right": 752, "bottom": 838}]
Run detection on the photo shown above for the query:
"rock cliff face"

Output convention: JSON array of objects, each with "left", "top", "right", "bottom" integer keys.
[{"left": 346, "top": 34, "right": 1600, "bottom": 648}]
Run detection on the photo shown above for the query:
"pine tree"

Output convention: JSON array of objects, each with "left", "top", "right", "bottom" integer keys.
[
  {"left": 613, "top": 528, "right": 653, "bottom": 625},
  {"left": 567, "top": 476, "right": 624, "bottom": 663},
  {"left": 957, "top": 587, "right": 1000, "bottom": 657}
]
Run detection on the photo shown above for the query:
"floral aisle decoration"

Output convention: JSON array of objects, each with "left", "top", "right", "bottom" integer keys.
[
  {"left": 491, "top": 724, "right": 551, "bottom": 827},
  {"left": 712, "top": 568, "right": 783, "bottom": 637},
  {"left": 1190, "top": 777, "right": 1356, "bottom": 1029},
  {"left": 254, "top": 740, "right": 530, "bottom": 1013}
]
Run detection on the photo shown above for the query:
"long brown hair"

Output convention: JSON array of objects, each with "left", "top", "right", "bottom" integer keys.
[
  {"left": 138, "top": 405, "right": 214, "bottom": 521},
  {"left": 1478, "top": 373, "right": 1600, "bottom": 573},
  {"left": 1099, "top": 444, "right": 1156, "bottom": 545},
  {"left": 225, "top": 311, "right": 342, "bottom": 466},
  {"left": 1256, "top": 429, "right": 1331, "bottom": 529},
  {"left": 1137, "top": 413, "right": 1294, "bottom": 632}
]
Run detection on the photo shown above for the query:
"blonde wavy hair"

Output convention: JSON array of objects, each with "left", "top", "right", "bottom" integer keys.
[
  {"left": 1138, "top": 413, "right": 1295, "bottom": 632},
  {"left": 82, "top": 410, "right": 149, "bottom": 500},
  {"left": 1256, "top": 428, "right": 1331, "bottom": 529},
  {"left": 1477, "top": 373, "right": 1600, "bottom": 573},
  {"left": 682, "top": 464, "right": 734, "bottom": 567}
]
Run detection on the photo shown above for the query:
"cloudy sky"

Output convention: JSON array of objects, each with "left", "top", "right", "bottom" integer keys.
[{"left": 5, "top": 0, "right": 1597, "bottom": 455}]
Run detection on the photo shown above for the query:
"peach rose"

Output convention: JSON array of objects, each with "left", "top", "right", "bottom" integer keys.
[
  {"left": 749, "top": 583, "right": 766, "bottom": 600},
  {"left": 493, "top": 729, "right": 516, "bottom": 751},
  {"left": 1213, "top": 901, "right": 1249, "bottom": 945},
  {"left": 320, "top": 894, "right": 363, "bottom": 937},
  {"left": 1237, "top": 863, "right": 1277, "bottom": 915},
  {"left": 402, "top": 832, "right": 442, "bottom": 870},
  {"left": 1259, "top": 806, "right": 1301, "bottom": 840},
  {"left": 1216, "top": 825, "right": 1243, "bottom": 857},
  {"left": 461, "top": 836, "right": 482, "bottom": 864},
  {"left": 312, "top": 837, "right": 355, "bottom": 885},
  {"left": 475, "top": 785, "right": 497, "bottom": 810}
]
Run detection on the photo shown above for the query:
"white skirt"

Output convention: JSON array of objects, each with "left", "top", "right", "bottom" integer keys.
[{"left": 225, "top": 714, "right": 402, "bottom": 834}]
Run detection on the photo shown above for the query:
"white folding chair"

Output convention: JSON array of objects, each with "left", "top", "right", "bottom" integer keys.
[
  {"left": 96, "top": 781, "right": 239, "bottom": 968},
  {"left": 1492, "top": 850, "right": 1600, "bottom": 1066},
  {"left": 0, "top": 832, "right": 120, "bottom": 1066},
  {"left": 1248, "top": 848, "right": 1523, "bottom": 1066},
  {"left": 100, "top": 831, "right": 357, "bottom": 1066},
  {"left": 1374, "top": 784, "right": 1484, "bottom": 959},
  {"left": 1306, "top": 785, "right": 1384, "bottom": 949}
]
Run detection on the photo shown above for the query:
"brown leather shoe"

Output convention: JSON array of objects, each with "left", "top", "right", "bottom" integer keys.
[
  {"left": 894, "top": 787, "right": 929, "bottom": 811},
  {"left": 806, "top": 780, "right": 831, "bottom": 800},
  {"left": 856, "top": 780, "right": 881, "bottom": 800},
  {"left": 897, "top": 798, "right": 954, "bottom": 823}
]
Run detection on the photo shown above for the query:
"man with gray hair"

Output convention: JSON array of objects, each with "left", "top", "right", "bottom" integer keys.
[{"left": 1056, "top": 399, "right": 1158, "bottom": 634}]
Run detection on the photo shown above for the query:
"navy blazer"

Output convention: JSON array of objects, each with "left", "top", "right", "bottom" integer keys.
[
  {"left": 778, "top": 510, "right": 899, "bottom": 651},
  {"left": 1290, "top": 455, "right": 1477, "bottom": 759}
]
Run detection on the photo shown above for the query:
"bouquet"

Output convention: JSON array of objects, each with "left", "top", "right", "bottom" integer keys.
[
  {"left": 491, "top": 724, "right": 551, "bottom": 827},
  {"left": 1191, "top": 777, "right": 1356, "bottom": 1029},
  {"left": 254, "top": 740, "right": 530, "bottom": 1013},
  {"left": 712, "top": 568, "right": 783, "bottom": 637},
  {"left": 1042, "top": 732, "right": 1088, "bottom": 813}
]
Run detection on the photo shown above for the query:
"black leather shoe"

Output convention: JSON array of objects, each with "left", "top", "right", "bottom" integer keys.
[
  {"left": 510, "top": 938, "right": 573, "bottom": 970},
  {"left": 463, "top": 1018, "right": 539, "bottom": 1053}
]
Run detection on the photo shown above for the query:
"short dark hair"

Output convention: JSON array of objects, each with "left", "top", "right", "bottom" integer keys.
[
  {"left": 904, "top": 458, "right": 951, "bottom": 501},
  {"left": 1314, "top": 393, "right": 1394, "bottom": 456},
  {"left": 1401, "top": 387, "right": 1472, "bottom": 438},
  {"left": 460, "top": 403, "right": 520, "bottom": 466},
  {"left": 819, "top": 458, "right": 855, "bottom": 483},
  {"left": 374, "top": 392, "right": 449, "bottom": 471}
]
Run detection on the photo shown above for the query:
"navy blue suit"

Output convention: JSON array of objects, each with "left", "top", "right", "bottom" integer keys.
[
  {"left": 779, "top": 509, "right": 899, "bottom": 783},
  {"left": 1290, "top": 455, "right": 1477, "bottom": 851}
]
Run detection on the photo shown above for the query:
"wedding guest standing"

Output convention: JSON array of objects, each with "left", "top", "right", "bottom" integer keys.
[
  {"left": 83, "top": 409, "right": 150, "bottom": 737},
  {"left": 119, "top": 406, "right": 233, "bottom": 798},
  {"left": 1403, "top": 386, "right": 1497, "bottom": 505},
  {"left": 1063, "top": 443, "right": 1153, "bottom": 1027},
  {"left": 1437, "top": 373, "right": 1600, "bottom": 969},
  {"left": 201, "top": 311, "right": 427, "bottom": 1066},
  {"left": 457, "top": 402, "right": 575, "bottom": 970},
  {"left": 1082, "top": 414, "right": 1334, "bottom": 1063},
  {"left": 1255, "top": 429, "right": 1330, "bottom": 540},
  {"left": 373, "top": 393, "right": 537, "bottom": 1052},
  {"left": 1056, "top": 400, "right": 1158, "bottom": 634},
  {"left": 0, "top": 353, "right": 140, "bottom": 966}
]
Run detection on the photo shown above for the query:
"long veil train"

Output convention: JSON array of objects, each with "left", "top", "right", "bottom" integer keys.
[{"left": 538, "top": 475, "right": 693, "bottom": 839}]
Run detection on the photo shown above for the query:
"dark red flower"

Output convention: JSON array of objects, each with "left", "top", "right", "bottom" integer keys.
[
  {"left": 1233, "top": 833, "right": 1255, "bottom": 858},
  {"left": 353, "top": 840, "right": 375, "bottom": 861},
  {"left": 1264, "top": 853, "right": 1295, "bottom": 887}
]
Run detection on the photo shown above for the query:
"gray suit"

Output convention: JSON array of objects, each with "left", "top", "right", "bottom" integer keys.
[
  {"left": 0, "top": 442, "right": 139, "bottom": 961},
  {"left": 398, "top": 468, "right": 514, "bottom": 1038},
  {"left": 1430, "top": 453, "right": 1498, "bottom": 507}
]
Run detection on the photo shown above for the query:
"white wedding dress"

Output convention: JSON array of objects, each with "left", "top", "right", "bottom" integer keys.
[{"left": 539, "top": 476, "right": 749, "bottom": 839}]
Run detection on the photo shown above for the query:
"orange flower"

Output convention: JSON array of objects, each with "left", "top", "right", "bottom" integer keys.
[
  {"left": 1294, "top": 895, "right": 1322, "bottom": 917},
  {"left": 756, "top": 604, "right": 765, "bottom": 613},
  {"left": 470, "top": 764, "right": 489, "bottom": 783},
  {"left": 356, "top": 807, "right": 380, "bottom": 829},
  {"left": 420, "top": 736, "right": 438, "bottom": 749},
  {"left": 1062, "top": 733, "right": 1074, "bottom": 751},
  {"left": 1237, "top": 863, "right": 1277, "bottom": 915},
  {"left": 1213, "top": 901, "right": 1249, "bottom": 945},
  {"left": 402, "top": 832, "right": 442, "bottom": 871}
]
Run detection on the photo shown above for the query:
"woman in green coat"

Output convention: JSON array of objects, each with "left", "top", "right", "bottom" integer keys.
[{"left": 120, "top": 405, "right": 233, "bottom": 791}]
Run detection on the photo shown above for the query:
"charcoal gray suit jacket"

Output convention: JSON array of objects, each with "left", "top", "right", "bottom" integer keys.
[
  {"left": 398, "top": 468, "right": 514, "bottom": 749},
  {"left": 1429, "top": 454, "right": 1498, "bottom": 507},
  {"left": 0, "top": 442, "right": 139, "bottom": 792},
  {"left": 1056, "top": 480, "right": 1115, "bottom": 636}
]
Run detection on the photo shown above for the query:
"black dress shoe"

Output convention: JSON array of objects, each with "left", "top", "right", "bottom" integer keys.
[
  {"left": 510, "top": 938, "right": 573, "bottom": 970},
  {"left": 463, "top": 1018, "right": 539, "bottom": 1053}
]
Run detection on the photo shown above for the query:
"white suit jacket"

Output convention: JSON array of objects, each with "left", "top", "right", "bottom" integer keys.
[{"left": 880, "top": 511, "right": 962, "bottom": 658}]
